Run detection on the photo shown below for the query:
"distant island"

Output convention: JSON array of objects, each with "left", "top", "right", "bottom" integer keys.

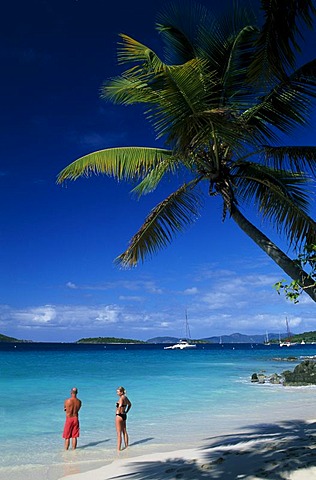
[
  {"left": 76, "top": 336, "right": 147, "bottom": 344},
  {"left": 147, "top": 331, "right": 316, "bottom": 344},
  {"left": 0, "top": 333, "right": 22, "bottom": 343},
  {"left": 1, "top": 331, "right": 316, "bottom": 344}
]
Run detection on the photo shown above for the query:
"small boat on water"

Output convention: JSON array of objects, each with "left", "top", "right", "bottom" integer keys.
[
  {"left": 280, "top": 318, "right": 297, "bottom": 347},
  {"left": 164, "top": 311, "right": 196, "bottom": 350},
  {"left": 264, "top": 331, "right": 270, "bottom": 346},
  {"left": 164, "top": 339, "right": 196, "bottom": 350}
]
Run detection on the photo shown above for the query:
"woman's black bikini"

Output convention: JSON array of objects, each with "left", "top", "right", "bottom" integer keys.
[{"left": 116, "top": 402, "right": 127, "bottom": 421}]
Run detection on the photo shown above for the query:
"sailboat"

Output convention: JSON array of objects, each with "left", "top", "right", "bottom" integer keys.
[
  {"left": 279, "top": 318, "right": 297, "bottom": 347},
  {"left": 164, "top": 311, "right": 196, "bottom": 350},
  {"left": 264, "top": 331, "right": 271, "bottom": 345}
]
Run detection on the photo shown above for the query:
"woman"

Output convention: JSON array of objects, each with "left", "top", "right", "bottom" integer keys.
[{"left": 115, "top": 386, "right": 132, "bottom": 451}]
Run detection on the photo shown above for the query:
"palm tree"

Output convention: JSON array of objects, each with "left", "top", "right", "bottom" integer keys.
[{"left": 58, "top": 1, "right": 316, "bottom": 301}]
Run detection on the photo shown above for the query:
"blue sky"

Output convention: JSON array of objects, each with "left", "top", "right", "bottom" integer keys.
[{"left": 0, "top": 0, "right": 315, "bottom": 342}]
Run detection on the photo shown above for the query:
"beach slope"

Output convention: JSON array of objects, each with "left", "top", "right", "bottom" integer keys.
[{"left": 60, "top": 419, "right": 316, "bottom": 480}]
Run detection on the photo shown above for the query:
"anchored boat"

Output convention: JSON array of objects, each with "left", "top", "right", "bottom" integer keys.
[{"left": 164, "top": 311, "right": 196, "bottom": 350}]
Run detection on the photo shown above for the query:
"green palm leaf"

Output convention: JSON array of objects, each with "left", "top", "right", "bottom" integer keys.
[
  {"left": 137, "top": 59, "right": 250, "bottom": 150},
  {"left": 249, "top": 0, "right": 316, "bottom": 84},
  {"left": 196, "top": 7, "right": 257, "bottom": 78},
  {"left": 233, "top": 162, "right": 316, "bottom": 246},
  {"left": 116, "top": 34, "right": 168, "bottom": 73},
  {"left": 131, "top": 153, "right": 180, "bottom": 197},
  {"left": 156, "top": 2, "right": 211, "bottom": 64},
  {"left": 241, "top": 59, "right": 316, "bottom": 139},
  {"left": 115, "top": 183, "right": 203, "bottom": 267},
  {"left": 101, "top": 75, "right": 155, "bottom": 106},
  {"left": 263, "top": 145, "right": 316, "bottom": 176},
  {"left": 57, "top": 147, "right": 172, "bottom": 183}
]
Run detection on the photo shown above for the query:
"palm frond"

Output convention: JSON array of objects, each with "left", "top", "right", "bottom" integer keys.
[
  {"left": 249, "top": 0, "right": 316, "bottom": 84},
  {"left": 57, "top": 147, "right": 172, "bottom": 183},
  {"left": 101, "top": 75, "right": 156, "bottom": 105},
  {"left": 220, "top": 25, "right": 258, "bottom": 105},
  {"left": 140, "top": 58, "right": 218, "bottom": 141},
  {"left": 156, "top": 2, "right": 211, "bottom": 64},
  {"left": 141, "top": 59, "right": 251, "bottom": 151},
  {"left": 241, "top": 60, "right": 316, "bottom": 137},
  {"left": 288, "top": 58, "right": 316, "bottom": 98},
  {"left": 196, "top": 4, "right": 257, "bottom": 74},
  {"left": 232, "top": 162, "right": 316, "bottom": 246},
  {"left": 115, "top": 183, "right": 203, "bottom": 267},
  {"left": 131, "top": 154, "right": 180, "bottom": 197},
  {"left": 116, "top": 34, "right": 167, "bottom": 73},
  {"left": 262, "top": 145, "right": 316, "bottom": 176}
]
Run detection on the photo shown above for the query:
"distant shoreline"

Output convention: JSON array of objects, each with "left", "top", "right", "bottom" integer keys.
[{"left": 1, "top": 330, "right": 316, "bottom": 344}]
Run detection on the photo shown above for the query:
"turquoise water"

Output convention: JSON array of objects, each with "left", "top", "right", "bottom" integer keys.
[{"left": 0, "top": 342, "right": 316, "bottom": 480}]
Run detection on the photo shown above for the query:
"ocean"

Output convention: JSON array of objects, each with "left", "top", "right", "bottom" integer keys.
[{"left": 0, "top": 342, "right": 315, "bottom": 480}]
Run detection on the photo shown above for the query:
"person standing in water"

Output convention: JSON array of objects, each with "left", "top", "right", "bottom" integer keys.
[
  {"left": 115, "top": 386, "right": 132, "bottom": 451},
  {"left": 63, "top": 387, "right": 82, "bottom": 450}
]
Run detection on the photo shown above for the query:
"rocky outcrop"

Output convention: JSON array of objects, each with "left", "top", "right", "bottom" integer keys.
[
  {"left": 282, "top": 360, "right": 316, "bottom": 386},
  {"left": 251, "top": 372, "right": 282, "bottom": 384},
  {"left": 271, "top": 356, "right": 299, "bottom": 362}
]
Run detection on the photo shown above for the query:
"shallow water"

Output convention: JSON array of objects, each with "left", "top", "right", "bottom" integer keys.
[{"left": 0, "top": 342, "right": 315, "bottom": 479}]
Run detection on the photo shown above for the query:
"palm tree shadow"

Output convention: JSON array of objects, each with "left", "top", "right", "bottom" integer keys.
[
  {"left": 105, "top": 420, "right": 316, "bottom": 479},
  {"left": 78, "top": 439, "right": 110, "bottom": 449}
]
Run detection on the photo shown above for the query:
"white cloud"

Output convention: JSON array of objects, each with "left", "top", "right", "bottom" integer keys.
[
  {"left": 183, "top": 287, "right": 198, "bottom": 295},
  {"left": 160, "top": 322, "right": 170, "bottom": 327},
  {"left": 95, "top": 306, "right": 121, "bottom": 324},
  {"left": 65, "top": 279, "right": 163, "bottom": 294},
  {"left": 11, "top": 305, "right": 57, "bottom": 326},
  {"left": 1, "top": 258, "right": 314, "bottom": 342}
]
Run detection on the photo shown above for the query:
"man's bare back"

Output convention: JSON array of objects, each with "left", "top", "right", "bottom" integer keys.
[{"left": 64, "top": 396, "right": 81, "bottom": 417}]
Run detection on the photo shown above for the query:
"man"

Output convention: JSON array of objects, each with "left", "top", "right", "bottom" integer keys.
[{"left": 62, "top": 387, "right": 82, "bottom": 450}]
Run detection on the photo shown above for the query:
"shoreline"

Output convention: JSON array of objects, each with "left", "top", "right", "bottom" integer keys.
[
  {"left": 57, "top": 402, "right": 316, "bottom": 480},
  {"left": 2, "top": 393, "right": 316, "bottom": 480},
  {"left": 59, "top": 419, "right": 316, "bottom": 480}
]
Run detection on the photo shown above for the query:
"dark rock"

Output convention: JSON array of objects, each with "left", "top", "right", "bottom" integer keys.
[
  {"left": 283, "top": 360, "right": 316, "bottom": 386},
  {"left": 272, "top": 356, "right": 298, "bottom": 362},
  {"left": 269, "top": 373, "right": 282, "bottom": 384}
]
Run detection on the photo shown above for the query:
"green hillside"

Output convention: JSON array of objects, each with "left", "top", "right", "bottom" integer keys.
[
  {"left": 290, "top": 331, "right": 316, "bottom": 343},
  {"left": 269, "top": 331, "right": 316, "bottom": 344},
  {"left": 76, "top": 336, "right": 146, "bottom": 344},
  {"left": 0, "top": 333, "right": 20, "bottom": 343}
]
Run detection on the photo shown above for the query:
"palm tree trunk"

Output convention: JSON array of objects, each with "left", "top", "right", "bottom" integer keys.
[{"left": 231, "top": 206, "right": 316, "bottom": 302}]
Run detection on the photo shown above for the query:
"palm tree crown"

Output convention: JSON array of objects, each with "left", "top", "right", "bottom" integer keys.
[{"left": 58, "top": 0, "right": 316, "bottom": 300}]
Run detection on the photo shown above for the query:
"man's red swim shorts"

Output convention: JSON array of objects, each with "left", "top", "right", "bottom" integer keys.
[{"left": 63, "top": 417, "right": 80, "bottom": 439}]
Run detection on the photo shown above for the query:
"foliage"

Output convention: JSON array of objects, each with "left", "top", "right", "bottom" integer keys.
[
  {"left": 58, "top": 1, "right": 316, "bottom": 300},
  {"left": 0, "top": 333, "right": 20, "bottom": 342},
  {"left": 288, "top": 330, "right": 316, "bottom": 342},
  {"left": 76, "top": 336, "right": 146, "bottom": 344},
  {"left": 274, "top": 243, "right": 316, "bottom": 303}
]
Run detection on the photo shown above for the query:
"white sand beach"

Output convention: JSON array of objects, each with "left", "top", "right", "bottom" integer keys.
[{"left": 60, "top": 417, "right": 316, "bottom": 480}]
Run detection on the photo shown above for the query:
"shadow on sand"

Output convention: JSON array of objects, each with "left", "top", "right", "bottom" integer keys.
[
  {"left": 78, "top": 439, "right": 110, "bottom": 449},
  {"left": 129, "top": 438, "right": 154, "bottom": 447},
  {"left": 105, "top": 420, "right": 316, "bottom": 479}
]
